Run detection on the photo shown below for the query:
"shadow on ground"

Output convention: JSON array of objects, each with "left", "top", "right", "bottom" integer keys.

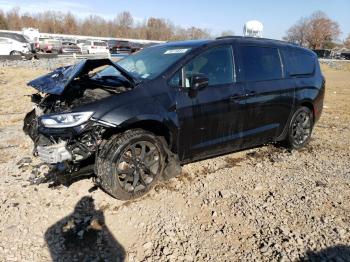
[
  {"left": 44, "top": 196, "right": 125, "bottom": 261},
  {"left": 301, "top": 245, "right": 350, "bottom": 261},
  {"left": 16, "top": 157, "right": 94, "bottom": 188}
]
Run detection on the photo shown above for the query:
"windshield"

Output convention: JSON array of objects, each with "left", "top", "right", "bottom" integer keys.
[
  {"left": 91, "top": 65, "right": 122, "bottom": 79},
  {"left": 0, "top": 32, "right": 28, "bottom": 43},
  {"left": 77, "top": 40, "right": 88, "bottom": 44},
  {"left": 116, "top": 45, "right": 191, "bottom": 80}
]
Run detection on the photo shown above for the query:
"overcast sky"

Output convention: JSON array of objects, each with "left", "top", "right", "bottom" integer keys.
[{"left": 1, "top": 0, "right": 349, "bottom": 40}]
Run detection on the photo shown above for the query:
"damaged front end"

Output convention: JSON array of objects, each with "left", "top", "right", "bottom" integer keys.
[
  {"left": 23, "top": 59, "right": 133, "bottom": 178},
  {"left": 24, "top": 112, "right": 109, "bottom": 176}
]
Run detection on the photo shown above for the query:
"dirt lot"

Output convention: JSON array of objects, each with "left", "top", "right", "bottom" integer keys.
[{"left": 0, "top": 62, "right": 349, "bottom": 261}]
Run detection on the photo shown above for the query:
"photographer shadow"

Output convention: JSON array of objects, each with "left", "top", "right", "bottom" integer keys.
[
  {"left": 301, "top": 245, "right": 350, "bottom": 261},
  {"left": 45, "top": 196, "right": 125, "bottom": 261}
]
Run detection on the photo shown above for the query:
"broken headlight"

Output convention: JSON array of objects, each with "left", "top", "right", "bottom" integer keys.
[{"left": 40, "top": 112, "right": 93, "bottom": 128}]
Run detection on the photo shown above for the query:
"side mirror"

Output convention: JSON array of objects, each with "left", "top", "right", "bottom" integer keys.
[{"left": 189, "top": 73, "right": 209, "bottom": 91}]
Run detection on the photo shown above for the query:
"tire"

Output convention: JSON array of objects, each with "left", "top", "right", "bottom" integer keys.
[
  {"left": 96, "top": 129, "right": 166, "bottom": 200},
  {"left": 284, "top": 106, "right": 314, "bottom": 150},
  {"left": 10, "top": 51, "right": 21, "bottom": 55}
]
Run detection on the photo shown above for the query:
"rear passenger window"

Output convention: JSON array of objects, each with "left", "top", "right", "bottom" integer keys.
[
  {"left": 240, "top": 46, "right": 282, "bottom": 82},
  {"left": 286, "top": 50, "right": 315, "bottom": 76}
]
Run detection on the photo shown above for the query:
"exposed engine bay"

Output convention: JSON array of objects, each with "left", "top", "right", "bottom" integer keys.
[
  {"left": 30, "top": 79, "right": 130, "bottom": 114},
  {"left": 23, "top": 59, "right": 133, "bottom": 179}
]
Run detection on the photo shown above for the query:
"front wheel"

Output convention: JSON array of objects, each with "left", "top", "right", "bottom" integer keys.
[
  {"left": 96, "top": 129, "right": 166, "bottom": 200},
  {"left": 284, "top": 106, "right": 314, "bottom": 150}
]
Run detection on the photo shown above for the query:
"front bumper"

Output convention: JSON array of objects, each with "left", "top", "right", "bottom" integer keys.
[
  {"left": 24, "top": 109, "right": 108, "bottom": 166},
  {"left": 89, "top": 49, "right": 109, "bottom": 54},
  {"left": 37, "top": 142, "right": 72, "bottom": 164},
  {"left": 61, "top": 49, "right": 82, "bottom": 54}
]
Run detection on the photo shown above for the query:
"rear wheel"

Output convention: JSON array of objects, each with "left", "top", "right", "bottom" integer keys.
[
  {"left": 97, "top": 129, "right": 166, "bottom": 200},
  {"left": 285, "top": 106, "right": 313, "bottom": 150}
]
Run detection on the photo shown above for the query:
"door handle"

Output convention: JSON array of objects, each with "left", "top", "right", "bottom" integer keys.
[
  {"left": 229, "top": 94, "right": 244, "bottom": 101},
  {"left": 245, "top": 91, "right": 257, "bottom": 97}
]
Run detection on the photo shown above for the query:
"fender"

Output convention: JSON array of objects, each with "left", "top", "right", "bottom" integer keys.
[{"left": 98, "top": 101, "right": 179, "bottom": 147}]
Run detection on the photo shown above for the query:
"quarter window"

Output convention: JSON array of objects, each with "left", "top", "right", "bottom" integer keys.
[
  {"left": 240, "top": 46, "right": 283, "bottom": 82},
  {"left": 285, "top": 49, "right": 315, "bottom": 76}
]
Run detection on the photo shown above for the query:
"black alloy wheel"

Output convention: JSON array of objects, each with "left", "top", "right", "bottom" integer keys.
[
  {"left": 97, "top": 129, "right": 166, "bottom": 200},
  {"left": 291, "top": 110, "right": 311, "bottom": 145},
  {"left": 286, "top": 106, "right": 314, "bottom": 149},
  {"left": 114, "top": 140, "right": 161, "bottom": 193}
]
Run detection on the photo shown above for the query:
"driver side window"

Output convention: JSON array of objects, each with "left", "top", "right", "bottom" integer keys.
[{"left": 170, "top": 46, "right": 234, "bottom": 88}]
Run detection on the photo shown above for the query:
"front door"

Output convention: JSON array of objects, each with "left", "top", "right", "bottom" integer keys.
[{"left": 171, "top": 45, "right": 246, "bottom": 162}]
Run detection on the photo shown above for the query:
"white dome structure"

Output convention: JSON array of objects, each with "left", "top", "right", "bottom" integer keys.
[{"left": 243, "top": 20, "right": 263, "bottom": 38}]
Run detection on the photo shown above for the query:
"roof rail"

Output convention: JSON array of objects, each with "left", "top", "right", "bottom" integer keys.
[
  {"left": 215, "top": 35, "right": 292, "bottom": 45},
  {"left": 215, "top": 36, "right": 240, "bottom": 40}
]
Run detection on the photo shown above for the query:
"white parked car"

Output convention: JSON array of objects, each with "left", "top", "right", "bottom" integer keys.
[
  {"left": 85, "top": 40, "right": 109, "bottom": 54},
  {"left": 76, "top": 39, "right": 89, "bottom": 54},
  {"left": 0, "top": 37, "right": 31, "bottom": 55}
]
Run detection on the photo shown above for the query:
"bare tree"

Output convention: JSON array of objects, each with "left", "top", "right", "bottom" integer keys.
[
  {"left": 63, "top": 12, "right": 78, "bottom": 35},
  {"left": 0, "top": 10, "right": 8, "bottom": 29},
  {"left": 284, "top": 11, "right": 341, "bottom": 49},
  {"left": 115, "top": 11, "right": 134, "bottom": 38},
  {"left": 21, "top": 12, "right": 38, "bottom": 28},
  {"left": 345, "top": 34, "right": 350, "bottom": 49},
  {"left": 80, "top": 15, "right": 95, "bottom": 36},
  {"left": 116, "top": 11, "right": 133, "bottom": 28},
  {"left": 146, "top": 17, "right": 173, "bottom": 40},
  {"left": 130, "top": 20, "right": 147, "bottom": 39},
  {"left": 306, "top": 11, "right": 341, "bottom": 49},
  {"left": 6, "top": 7, "right": 22, "bottom": 30},
  {"left": 283, "top": 17, "right": 310, "bottom": 47},
  {"left": 186, "top": 27, "right": 211, "bottom": 40},
  {"left": 0, "top": 7, "right": 214, "bottom": 41},
  {"left": 172, "top": 26, "right": 188, "bottom": 40},
  {"left": 220, "top": 30, "right": 234, "bottom": 37}
]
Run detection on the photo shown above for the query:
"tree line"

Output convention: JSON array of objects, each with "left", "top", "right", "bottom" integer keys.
[
  {"left": 0, "top": 7, "right": 348, "bottom": 49},
  {"left": 284, "top": 11, "right": 349, "bottom": 49},
  {"left": 0, "top": 8, "right": 216, "bottom": 41}
]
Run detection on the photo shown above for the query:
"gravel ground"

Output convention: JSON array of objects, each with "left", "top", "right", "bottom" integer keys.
[
  {"left": 0, "top": 56, "right": 121, "bottom": 71},
  {"left": 0, "top": 62, "right": 349, "bottom": 262},
  {"left": 0, "top": 57, "right": 77, "bottom": 71}
]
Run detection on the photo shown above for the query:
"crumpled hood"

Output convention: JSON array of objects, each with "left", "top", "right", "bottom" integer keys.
[
  {"left": 27, "top": 59, "right": 119, "bottom": 95},
  {"left": 69, "top": 81, "right": 152, "bottom": 116}
]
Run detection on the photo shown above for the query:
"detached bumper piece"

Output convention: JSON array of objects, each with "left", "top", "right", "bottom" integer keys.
[{"left": 37, "top": 142, "right": 72, "bottom": 164}]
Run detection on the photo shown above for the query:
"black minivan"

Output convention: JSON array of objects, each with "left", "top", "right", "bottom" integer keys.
[{"left": 24, "top": 36, "right": 325, "bottom": 200}]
